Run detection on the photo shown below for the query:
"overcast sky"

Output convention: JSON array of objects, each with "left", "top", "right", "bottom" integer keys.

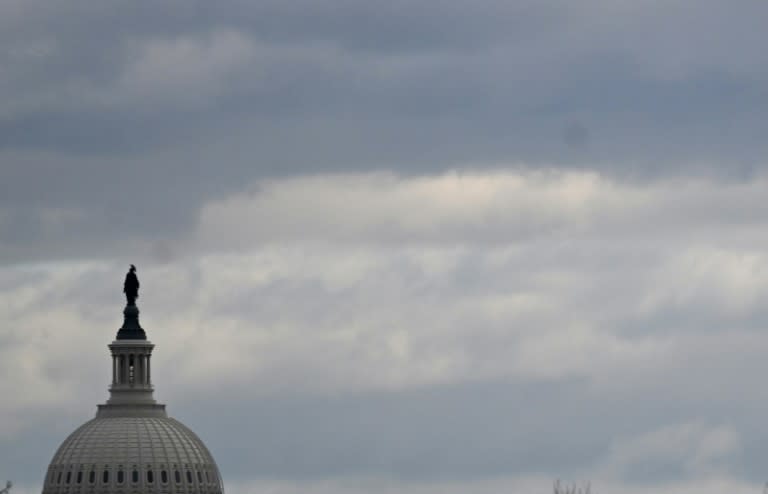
[{"left": 3, "top": 2, "right": 768, "bottom": 493}]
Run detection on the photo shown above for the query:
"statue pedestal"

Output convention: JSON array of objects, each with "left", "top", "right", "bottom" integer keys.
[{"left": 116, "top": 304, "right": 146, "bottom": 340}]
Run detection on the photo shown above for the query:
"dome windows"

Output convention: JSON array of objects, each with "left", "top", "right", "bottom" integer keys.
[{"left": 45, "top": 462, "right": 224, "bottom": 493}]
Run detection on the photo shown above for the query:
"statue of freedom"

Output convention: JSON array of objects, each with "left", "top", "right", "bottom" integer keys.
[{"left": 123, "top": 264, "right": 140, "bottom": 306}]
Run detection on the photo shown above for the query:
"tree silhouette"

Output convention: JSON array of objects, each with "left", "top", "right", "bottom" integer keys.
[{"left": 554, "top": 479, "right": 592, "bottom": 494}]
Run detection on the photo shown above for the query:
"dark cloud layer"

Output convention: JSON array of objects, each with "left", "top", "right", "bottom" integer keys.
[
  {"left": 3, "top": 1, "right": 768, "bottom": 265},
  {"left": 3, "top": 2, "right": 768, "bottom": 179}
]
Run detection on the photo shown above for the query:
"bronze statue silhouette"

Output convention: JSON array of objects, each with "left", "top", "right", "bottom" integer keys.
[{"left": 123, "top": 264, "right": 140, "bottom": 305}]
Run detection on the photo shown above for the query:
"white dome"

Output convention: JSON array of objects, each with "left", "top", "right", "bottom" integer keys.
[
  {"left": 41, "top": 300, "right": 225, "bottom": 494},
  {"left": 43, "top": 417, "right": 223, "bottom": 494}
]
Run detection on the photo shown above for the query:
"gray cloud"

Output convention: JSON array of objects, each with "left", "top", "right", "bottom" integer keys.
[
  {"left": 4, "top": 172, "right": 768, "bottom": 491},
  {"left": 2, "top": 1, "right": 768, "bottom": 176},
  {"left": 2, "top": 1, "right": 767, "bottom": 266}
]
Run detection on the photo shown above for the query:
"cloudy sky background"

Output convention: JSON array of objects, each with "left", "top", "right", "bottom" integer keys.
[{"left": 3, "top": 1, "right": 768, "bottom": 493}]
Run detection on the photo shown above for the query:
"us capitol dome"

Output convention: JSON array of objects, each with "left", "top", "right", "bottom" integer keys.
[{"left": 41, "top": 267, "right": 224, "bottom": 494}]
